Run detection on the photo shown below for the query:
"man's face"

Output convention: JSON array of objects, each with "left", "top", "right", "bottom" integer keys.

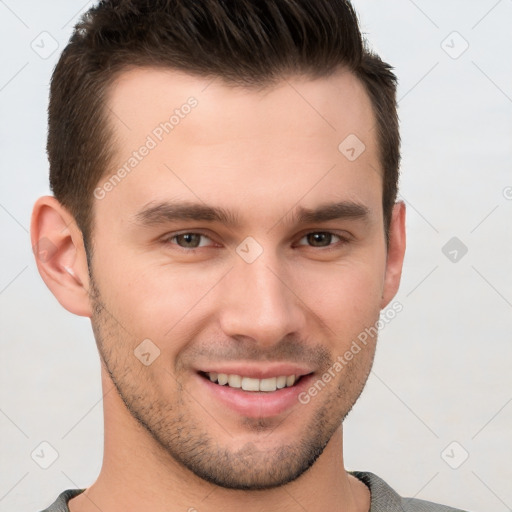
[{"left": 88, "top": 68, "right": 395, "bottom": 489}]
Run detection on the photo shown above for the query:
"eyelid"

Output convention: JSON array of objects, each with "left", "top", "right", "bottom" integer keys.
[
  {"left": 161, "top": 230, "right": 218, "bottom": 249},
  {"left": 294, "top": 230, "right": 350, "bottom": 248}
]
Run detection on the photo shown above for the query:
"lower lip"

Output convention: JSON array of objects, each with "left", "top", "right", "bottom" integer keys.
[{"left": 196, "top": 373, "right": 314, "bottom": 418}]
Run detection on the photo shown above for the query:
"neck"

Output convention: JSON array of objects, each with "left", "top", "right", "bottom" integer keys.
[{"left": 69, "top": 370, "right": 369, "bottom": 512}]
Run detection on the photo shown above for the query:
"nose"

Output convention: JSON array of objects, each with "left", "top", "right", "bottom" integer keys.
[{"left": 218, "top": 251, "right": 306, "bottom": 347}]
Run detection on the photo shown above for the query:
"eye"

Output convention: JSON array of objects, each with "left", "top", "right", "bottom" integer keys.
[
  {"left": 164, "top": 232, "right": 214, "bottom": 249},
  {"left": 296, "top": 231, "right": 346, "bottom": 248}
]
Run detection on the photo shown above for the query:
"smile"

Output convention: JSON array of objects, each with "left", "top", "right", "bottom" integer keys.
[{"left": 203, "top": 371, "right": 299, "bottom": 392}]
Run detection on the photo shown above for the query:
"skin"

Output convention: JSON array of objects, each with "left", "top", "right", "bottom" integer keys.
[{"left": 32, "top": 67, "right": 406, "bottom": 512}]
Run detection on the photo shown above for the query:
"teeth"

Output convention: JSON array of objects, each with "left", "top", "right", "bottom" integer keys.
[
  {"left": 259, "top": 377, "right": 277, "bottom": 392},
  {"left": 206, "top": 372, "right": 299, "bottom": 392},
  {"left": 242, "top": 377, "right": 260, "bottom": 391},
  {"left": 276, "top": 376, "right": 287, "bottom": 389},
  {"left": 286, "top": 375, "right": 296, "bottom": 387},
  {"left": 228, "top": 374, "right": 242, "bottom": 388}
]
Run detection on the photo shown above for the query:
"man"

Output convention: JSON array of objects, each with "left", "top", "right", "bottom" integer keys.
[{"left": 31, "top": 1, "right": 467, "bottom": 511}]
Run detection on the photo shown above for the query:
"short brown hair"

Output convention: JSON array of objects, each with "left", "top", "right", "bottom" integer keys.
[{"left": 48, "top": 0, "right": 400, "bottom": 255}]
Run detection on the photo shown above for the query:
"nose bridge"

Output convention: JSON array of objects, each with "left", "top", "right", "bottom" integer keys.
[{"left": 219, "top": 247, "right": 304, "bottom": 344}]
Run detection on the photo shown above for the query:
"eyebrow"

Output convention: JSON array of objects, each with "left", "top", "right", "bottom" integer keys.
[
  {"left": 291, "top": 201, "right": 370, "bottom": 224},
  {"left": 133, "top": 200, "right": 370, "bottom": 228},
  {"left": 134, "top": 201, "right": 240, "bottom": 227}
]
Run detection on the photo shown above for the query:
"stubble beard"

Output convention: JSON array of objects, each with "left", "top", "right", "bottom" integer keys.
[{"left": 88, "top": 274, "right": 376, "bottom": 490}]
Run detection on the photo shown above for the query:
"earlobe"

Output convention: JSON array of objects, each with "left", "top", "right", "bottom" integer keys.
[
  {"left": 31, "top": 196, "right": 93, "bottom": 317},
  {"left": 380, "top": 201, "right": 406, "bottom": 309}
]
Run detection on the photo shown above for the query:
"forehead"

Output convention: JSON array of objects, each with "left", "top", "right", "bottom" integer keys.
[
  {"left": 106, "top": 66, "right": 376, "bottom": 145},
  {"left": 97, "top": 67, "right": 381, "bottom": 226}
]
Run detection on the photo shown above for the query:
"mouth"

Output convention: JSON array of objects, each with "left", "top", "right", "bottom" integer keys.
[
  {"left": 199, "top": 371, "right": 305, "bottom": 392},
  {"left": 195, "top": 366, "right": 315, "bottom": 418}
]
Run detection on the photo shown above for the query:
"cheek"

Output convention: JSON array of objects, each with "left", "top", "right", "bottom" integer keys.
[
  {"left": 94, "top": 252, "right": 225, "bottom": 346},
  {"left": 295, "top": 258, "right": 385, "bottom": 333}
]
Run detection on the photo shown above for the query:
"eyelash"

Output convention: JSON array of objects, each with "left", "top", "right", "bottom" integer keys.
[{"left": 161, "top": 231, "right": 350, "bottom": 253}]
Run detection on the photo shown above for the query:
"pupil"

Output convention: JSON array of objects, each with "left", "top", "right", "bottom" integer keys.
[
  {"left": 179, "top": 233, "right": 200, "bottom": 248},
  {"left": 308, "top": 232, "right": 331, "bottom": 247}
]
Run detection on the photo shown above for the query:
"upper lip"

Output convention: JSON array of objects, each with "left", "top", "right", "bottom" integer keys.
[{"left": 198, "top": 363, "right": 314, "bottom": 380}]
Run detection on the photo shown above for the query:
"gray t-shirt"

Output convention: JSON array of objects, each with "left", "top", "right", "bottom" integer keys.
[{"left": 38, "top": 472, "right": 467, "bottom": 512}]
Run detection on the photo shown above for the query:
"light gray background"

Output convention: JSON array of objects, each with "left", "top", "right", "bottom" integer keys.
[{"left": 1, "top": 1, "right": 511, "bottom": 511}]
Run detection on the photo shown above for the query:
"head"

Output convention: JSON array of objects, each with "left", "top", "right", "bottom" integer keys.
[{"left": 32, "top": 0, "right": 405, "bottom": 491}]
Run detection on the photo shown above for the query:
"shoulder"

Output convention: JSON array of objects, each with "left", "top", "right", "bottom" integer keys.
[
  {"left": 38, "top": 489, "right": 85, "bottom": 512},
  {"left": 350, "top": 471, "right": 468, "bottom": 512}
]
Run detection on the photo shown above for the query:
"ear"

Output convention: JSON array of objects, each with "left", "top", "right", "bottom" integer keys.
[
  {"left": 380, "top": 201, "right": 406, "bottom": 309},
  {"left": 31, "top": 196, "right": 93, "bottom": 317}
]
